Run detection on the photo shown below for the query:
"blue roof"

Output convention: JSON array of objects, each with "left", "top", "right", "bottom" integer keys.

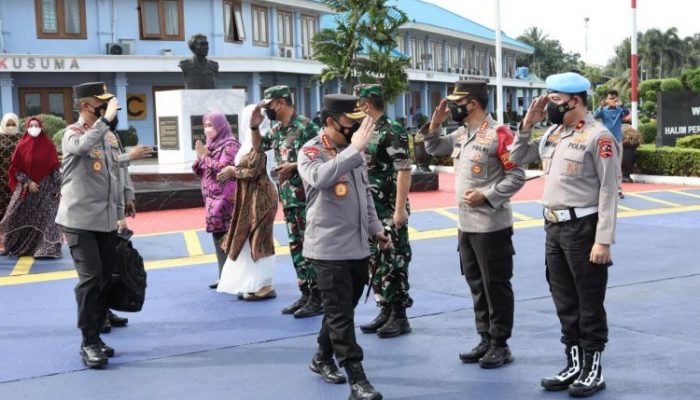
[{"left": 319, "top": 0, "right": 533, "bottom": 53}]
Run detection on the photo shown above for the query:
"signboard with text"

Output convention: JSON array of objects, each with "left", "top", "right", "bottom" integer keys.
[
  {"left": 158, "top": 116, "right": 179, "bottom": 150},
  {"left": 657, "top": 91, "right": 700, "bottom": 146}
]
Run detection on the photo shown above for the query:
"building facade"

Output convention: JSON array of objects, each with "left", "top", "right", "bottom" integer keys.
[{"left": 0, "top": 0, "right": 545, "bottom": 146}]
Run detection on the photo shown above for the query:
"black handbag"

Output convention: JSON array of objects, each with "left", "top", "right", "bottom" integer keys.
[{"left": 109, "top": 229, "right": 147, "bottom": 312}]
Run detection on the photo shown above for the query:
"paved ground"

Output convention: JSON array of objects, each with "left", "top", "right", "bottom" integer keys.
[{"left": 1, "top": 175, "right": 699, "bottom": 399}]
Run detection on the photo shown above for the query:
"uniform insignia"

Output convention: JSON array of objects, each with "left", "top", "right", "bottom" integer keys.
[
  {"left": 91, "top": 149, "right": 104, "bottom": 158},
  {"left": 457, "top": 131, "right": 467, "bottom": 143},
  {"left": 108, "top": 134, "right": 118, "bottom": 145},
  {"left": 93, "top": 160, "right": 102, "bottom": 172},
  {"left": 572, "top": 132, "right": 588, "bottom": 144},
  {"left": 333, "top": 182, "right": 348, "bottom": 197},
  {"left": 598, "top": 137, "right": 614, "bottom": 158},
  {"left": 450, "top": 147, "right": 461, "bottom": 158},
  {"left": 479, "top": 121, "right": 489, "bottom": 131},
  {"left": 321, "top": 134, "right": 334, "bottom": 150},
  {"left": 281, "top": 147, "right": 289, "bottom": 161},
  {"left": 548, "top": 131, "right": 561, "bottom": 143},
  {"left": 471, "top": 153, "right": 482, "bottom": 161},
  {"left": 565, "top": 162, "right": 579, "bottom": 175},
  {"left": 302, "top": 146, "right": 320, "bottom": 160},
  {"left": 471, "top": 164, "right": 482, "bottom": 174},
  {"left": 574, "top": 120, "right": 586, "bottom": 131}
]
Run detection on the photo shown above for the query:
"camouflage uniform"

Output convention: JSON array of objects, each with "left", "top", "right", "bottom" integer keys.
[
  {"left": 261, "top": 113, "right": 320, "bottom": 289},
  {"left": 364, "top": 114, "right": 413, "bottom": 309}
]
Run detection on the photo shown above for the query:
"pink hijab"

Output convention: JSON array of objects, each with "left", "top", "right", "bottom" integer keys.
[{"left": 203, "top": 112, "right": 238, "bottom": 152}]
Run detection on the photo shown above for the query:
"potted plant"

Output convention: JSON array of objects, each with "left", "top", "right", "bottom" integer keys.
[{"left": 621, "top": 124, "right": 643, "bottom": 182}]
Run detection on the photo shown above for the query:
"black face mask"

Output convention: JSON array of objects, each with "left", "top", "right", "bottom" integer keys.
[
  {"left": 109, "top": 116, "right": 119, "bottom": 132},
  {"left": 547, "top": 100, "right": 572, "bottom": 125},
  {"left": 333, "top": 118, "right": 361, "bottom": 142},
  {"left": 448, "top": 101, "right": 469, "bottom": 123},
  {"left": 91, "top": 102, "right": 108, "bottom": 119},
  {"left": 264, "top": 107, "right": 277, "bottom": 121}
]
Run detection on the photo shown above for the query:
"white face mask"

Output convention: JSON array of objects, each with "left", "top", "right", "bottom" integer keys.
[
  {"left": 4, "top": 126, "right": 17, "bottom": 135},
  {"left": 27, "top": 127, "right": 41, "bottom": 137}
]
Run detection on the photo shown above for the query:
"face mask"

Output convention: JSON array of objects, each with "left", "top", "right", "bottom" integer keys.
[
  {"left": 91, "top": 102, "right": 108, "bottom": 118},
  {"left": 264, "top": 107, "right": 277, "bottom": 121},
  {"left": 4, "top": 126, "right": 17, "bottom": 135},
  {"left": 109, "top": 116, "right": 119, "bottom": 132},
  {"left": 448, "top": 101, "right": 469, "bottom": 123},
  {"left": 27, "top": 127, "right": 41, "bottom": 137},
  {"left": 547, "top": 99, "right": 573, "bottom": 125},
  {"left": 333, "top": 118, "right": 361, "bottom": 142},
  {"left": 204, "top": 126, "right": 217, "bottom": 140}
]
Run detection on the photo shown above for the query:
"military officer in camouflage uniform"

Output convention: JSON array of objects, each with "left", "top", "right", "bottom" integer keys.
[
  {"left": 353, "top": 84, "right": 413, "bottom": 339},
  {"left": 422, "top": 81, "right": 525, "bottom": 369},
  {"left": 511, "top": 72, "right": 619, "bottom": 398},
  {"left": 298, "top": 94, "right": 391, "bottom": 400},
  {"left": 250, "top": 86, "right": 322, "bottom": 318}
]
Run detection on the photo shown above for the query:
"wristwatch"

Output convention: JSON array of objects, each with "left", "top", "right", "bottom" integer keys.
[{"left": 100, "top": 117, "right": 110, "bottom": 125}]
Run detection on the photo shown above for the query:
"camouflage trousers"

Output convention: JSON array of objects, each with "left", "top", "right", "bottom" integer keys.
[
  {"left": 369, "top": 218, "right": 413, "bottom": 308},
  {"left": 284, "top": 206, "right": 317, "bottom": 290}
]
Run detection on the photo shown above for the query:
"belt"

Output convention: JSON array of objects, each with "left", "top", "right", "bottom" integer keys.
[{"left": 543, "top": 206, "right": 598, "bottom": 224}]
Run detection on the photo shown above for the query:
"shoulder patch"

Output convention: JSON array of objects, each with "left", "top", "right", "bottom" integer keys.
[
  {"left": 496, "top": 125, "right": 517, "bottom": 170},
  {"left": 302, "top": 146, "right": 320, "bottom": 160},
  {"left": 597, "top": 136, "right": 614, "bottom": 158}
]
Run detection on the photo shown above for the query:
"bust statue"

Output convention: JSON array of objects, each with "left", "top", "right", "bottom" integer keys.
[{"left": 178, "top": 34, "right": 219, "bottom": 89}]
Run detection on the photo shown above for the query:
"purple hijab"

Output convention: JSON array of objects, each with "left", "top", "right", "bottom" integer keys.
[{"left": 204, "top": 112, "right": 237, "bottom": 151}]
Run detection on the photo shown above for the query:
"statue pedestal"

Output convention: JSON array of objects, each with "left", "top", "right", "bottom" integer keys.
[
  {"left": 155, "top": 89, "right": 246, "bottom": 165},
  {"left": 410, "top": 169, "right": 439, "bottom": 192}
]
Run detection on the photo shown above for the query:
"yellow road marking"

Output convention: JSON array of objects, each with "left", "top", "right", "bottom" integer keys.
[
  {"left": 273, "top": 238, "right": 281, "bottom": 247},
  {"left": 670, "top": 190, "right": 700, "bottom": 200},
  {"left": 10, "top": 257, "right": 34, "bottom": 276},
  {"left": 4, "top": 203, "right": 700, "bottom": 287},
  {"left": 624, "top": 192, "right": 681, "bottom": 207},
  {"left": 407, "top": 226, "right": 419, "bottom": 235},
  {"left": 432, "top": 208, "right": 459, "bottom": 221},
  {"left": 512, "top": 212, "right": 534, "bottom": 221},
  {"left": 617, "top": 204, "right": 636, "bottom": 212},
  {"left": 183, "top": 230, "right": 204, "bottom": 256}
]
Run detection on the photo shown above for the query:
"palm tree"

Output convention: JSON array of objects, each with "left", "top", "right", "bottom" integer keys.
[
  {"left": 659, "top": 28, "right": 684, "bottom": 78},
  {"left": 516, "top": 27, "right": 548, "bottom": 77}
]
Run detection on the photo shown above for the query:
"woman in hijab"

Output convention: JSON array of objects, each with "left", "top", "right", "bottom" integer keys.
[
  {"left": 216, "top": 104, "right": 277, "bottom": 301},
  {"left": 0, "top": 113, "right": 21, "bottom": 224},
  {"left": 193, "top": 112, "right": 241, "bottom": 289},
  {"left": 0, "top": 116, "right": 62, "bottom": 258}
]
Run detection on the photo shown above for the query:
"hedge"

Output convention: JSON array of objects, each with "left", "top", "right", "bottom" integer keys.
[
  {"left": 635, "top": 144, "right": 700, "bottom": 176},
  {"left": 675, "top": 134, "right": 700, "bottom": 149},
  {"left": 638, "top": 121, "right": 657, "bottom": 144}
]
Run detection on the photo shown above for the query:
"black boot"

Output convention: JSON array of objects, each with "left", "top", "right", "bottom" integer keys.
[
  {"left": 100, "top": 317, "right": 112, "bottom": 334},
  {"left": 97, "top": 338, "right": 115, "bottom": 358},
  {"left": 568, "top": 350, "right": 605, "bottom": 397},
  {"left": 360, "top": 305, "right": 390, "bottom": 334},
  {"left": 345, "top": 361, "right": 382, "bottom": 400},
  {"left": 478, "top": 341, "right": 513, "bottom": 369},
  {"left": 108, "top": 311, "right": 128, "bottom": 327},
  {"left": 541, "top": 344, "right": 582, "bottom": 391},
  {"left": 281, "top": 286, "right": 309, "bottom": 315},
  {"left": 459, "top": 333, "right": 490, "bottom": 363},
  {"left": 80, "top": 330, "right": 108, "bottom": 368},
  {"left": 294, "top": 288, "right": 324, "bottom": 318},
  {"left": 309, "top": 354, "right": 346, "bottom": 384},
  {"left": 376, "top": 304, "right": 411, "bottom": 338}
]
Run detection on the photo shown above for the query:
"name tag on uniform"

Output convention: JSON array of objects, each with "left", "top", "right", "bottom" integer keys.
[{"left": 451, "top": 147, "right": 461, "bottom": 158}]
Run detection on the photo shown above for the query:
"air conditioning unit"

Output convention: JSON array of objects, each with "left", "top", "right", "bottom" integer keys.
[
  {"left": 106, "top": 41, "right": 133, "bottom": 55},
  {"left": 279, "top": 46, "right": 294, "bottom": 58}
]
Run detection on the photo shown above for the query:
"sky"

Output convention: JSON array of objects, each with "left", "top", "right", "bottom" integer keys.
[{"left": 421, "top": 0, "right": 693, "bottom": 67}]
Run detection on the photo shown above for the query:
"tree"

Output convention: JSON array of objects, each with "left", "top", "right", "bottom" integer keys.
[
  {"left": 516, "top": 27, "right": 583, "bottom": 78},
  {"left": 311, "top": 0, "right": 409, "bottom": 103}
]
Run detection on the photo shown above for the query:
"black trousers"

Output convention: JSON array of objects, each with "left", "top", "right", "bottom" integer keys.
[
  {"left": 310, "top": 258, "right": 369, "bottom": 367},
  {"left": 545, "top": 214, "right": 609, "bottom": 352},
  {"left": 62, "top": 227, "right": 117, "bottom": 344},
  {"left": 458, "top": 227, "right": 515, "bottom": 345},
  {"left": 212, "top": 231, "right": 227, "bottom": 277}
]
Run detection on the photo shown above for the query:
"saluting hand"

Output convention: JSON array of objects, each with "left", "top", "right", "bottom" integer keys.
[
  {"left": 375, "top": 231, "right": 393, "bottom": 251},
  {"left": 429, "top": 99, "right": 450, "bottom": 133},
  {"left": 104, "top": 98, "right": 119, "bottom": 122},
  {"left": 250, "top": 104, "right": 264, "bottom": 128},
  {"left": 522, "top": 95, "right": 548, "bottom": 130},
  {"left": 350, "top": 117, "right": 375, "bottom": 152}
]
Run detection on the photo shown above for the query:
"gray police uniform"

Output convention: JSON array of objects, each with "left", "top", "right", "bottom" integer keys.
[
  {"left": 298, "top": 130, "right": 383, "bottom": 366},
  {"left": 56, "top": 117, "right": 124, "bottom": 344},
  {"left": 422, "top": 114, "right": 525, "bottom": 345},
  {"left": 510, "top": 112, "right": 619, "bottom": 352}
]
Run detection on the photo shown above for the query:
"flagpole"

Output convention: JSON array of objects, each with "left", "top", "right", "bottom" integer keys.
[
  {"left": 495, "top": 0, "right": 504, "bottom": 125},
  {"left": 631, "top": 0, "right": 638, "bottom": 129}
]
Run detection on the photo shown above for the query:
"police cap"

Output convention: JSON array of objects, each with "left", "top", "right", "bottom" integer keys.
[{"left": 323, "top": 94, "right": 366, "bottom": 120}]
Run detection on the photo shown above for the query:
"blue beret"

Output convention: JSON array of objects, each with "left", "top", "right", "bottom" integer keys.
[{"left": 545, "top": 72, "right": 591, "bottom": 93}]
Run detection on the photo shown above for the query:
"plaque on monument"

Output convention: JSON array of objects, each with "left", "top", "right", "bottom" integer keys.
[
  {"left": 657, "top": 91, "right": 700, "bottom": 146},
  {"left": 158, "top": 116, "right": 179, "bottom": 150},
  {"left": 190, "top": 114, "right": 239, "bottom": 149}
]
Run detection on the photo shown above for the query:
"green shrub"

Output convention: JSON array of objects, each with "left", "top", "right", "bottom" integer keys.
[
  {"left": 660, "top": 78, "right": 683, "bottom": 92},
  {"left": 638, "top": 121, "right": 657, "bottom": 144},
  {"left": 640, "top": 116, "right": 650, "bottom": 124},
  {"left": 641, "top": 101, "right": 656, "bottom": 115},
  {"left": 675, "top": 134, "right": 700, "bottom": 149},
  {"left": 638, "top": 79, "right": 662, "bottom": 96},
  {"left": 681, "top": 68, "right": 700, "bottom": 91},
  {"left": 20, "top": 114, "right": 67, "bottom": 139},
  {"left": 122, "top": 125, "right": 139, "bottom": 146},
  {"left": 636, "top": 144, "right": 700, "bottom": 176},
  {"left": 643, "top": 90, "right": 657, "bottom": 103},
  {"left": 53, "top": 128, "right": 65, "bottom": 151}
]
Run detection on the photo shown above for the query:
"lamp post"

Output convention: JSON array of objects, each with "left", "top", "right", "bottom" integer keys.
[{"left": 584, "top": 17, "right": 590, "bottom": 64}]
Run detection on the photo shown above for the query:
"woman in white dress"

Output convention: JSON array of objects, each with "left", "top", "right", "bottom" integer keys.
[{"left": 216, "top": 105, "right": 278, "bottom": 300}]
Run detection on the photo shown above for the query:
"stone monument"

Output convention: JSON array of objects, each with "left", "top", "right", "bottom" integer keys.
[{"left": 178, "top": 34, "right": 218, "bottom": 90}]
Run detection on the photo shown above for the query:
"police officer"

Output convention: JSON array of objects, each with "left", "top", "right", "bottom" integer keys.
[
  {"left": 510, "top": 72, "right": 619, "bottom": 397},
  {"left": 249, "top": 86, "right": 322, "bottom": 318},
  {"left": 354, "top": 84, "right": 413, "bottom": 338},
  {"left": 55, "top": 82, "right": 123, "bottom": 368},
  {"left": 297, "top": 94, "right": 391, "bottom": 400},
  {"left": 422, "top": 81, "right": 525, "bottom": 368}
]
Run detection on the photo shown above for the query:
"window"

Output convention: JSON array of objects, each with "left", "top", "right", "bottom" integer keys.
[
  {"left": 447, "top": 45, "right": 460, "bottom": 72},
  {"left": 139, "top": 0, "right": 184, "bottom": 40},
  {"left": 431, "top": 42, "right": 443, "bottom": 71},
  {"left": 35, "top": 0, "right": 86, "bottom": 39},
  {"left": 301, "top": 14, "right": 317, "bottom": 59},
  {"left": 397, "top": 35, "right": 404, "bottom": 54},
  {"left": 19, "top": 88, "right": 75, "bottom": 123},
  {"left": 277, "top": 10, "right": 293, "bottom": 48},
  {"left": 252, "top": 5, "right": 269, "bottom": 46},
  {"left": 411, "top": 39, "right": 424, "bottom": 69},
  {"left": 223, "top": 1, "right": 245, "bottom": 43}
]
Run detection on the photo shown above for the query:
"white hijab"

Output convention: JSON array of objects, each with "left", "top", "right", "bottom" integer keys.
[
  {"left": 0, "top": 113, "right": 19, "bottom": 135},
  {"left": 236, "top": 104, "right": 275, "bottom": 183}
]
